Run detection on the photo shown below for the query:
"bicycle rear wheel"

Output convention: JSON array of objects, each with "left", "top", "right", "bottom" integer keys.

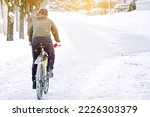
[
  {"left": 44, "top": 76, "right": 49, "bottom": 94},
  {"left": 36, "top": 64, "right": 43, "bottom": 100}
]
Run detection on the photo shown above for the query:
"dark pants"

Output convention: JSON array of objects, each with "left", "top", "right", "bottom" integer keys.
[{"left": 31, "top": 37, "right": 55, "bottom": 82}]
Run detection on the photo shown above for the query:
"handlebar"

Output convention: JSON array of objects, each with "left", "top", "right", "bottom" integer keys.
[{"left": 30, "top": 42, "right": 61, "bottom": 48}]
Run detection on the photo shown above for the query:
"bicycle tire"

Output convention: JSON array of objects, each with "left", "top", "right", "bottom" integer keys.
[
  {"left": 44, "top": 76, "right": 49, "bottom": 94},
  {"left": 36, "top": 64, "right": 43, "bottom": 100}
]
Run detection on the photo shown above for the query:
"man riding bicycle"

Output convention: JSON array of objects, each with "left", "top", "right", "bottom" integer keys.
[{"left": 28, "top": 8, "right": 60, "bottom": 89}]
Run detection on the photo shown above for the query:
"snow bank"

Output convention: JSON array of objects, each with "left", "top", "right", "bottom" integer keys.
[
  {"left": 0, "top": 39, "right": 30, "bottom": 61},
  {"left": 86, "top": 52, "right": 150, "bottom": 99},
  {"left": 85, "top": 10, "right": 150, "bottom": 38}
]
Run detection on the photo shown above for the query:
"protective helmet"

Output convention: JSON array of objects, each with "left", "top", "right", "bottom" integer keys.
[{"left": 37, "top": 8, "right": 48, "bottom": 16}]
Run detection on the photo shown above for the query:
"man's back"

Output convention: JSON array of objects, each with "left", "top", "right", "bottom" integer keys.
[{"left": 32, "top": 17, "right": 53, "bottom": 39}]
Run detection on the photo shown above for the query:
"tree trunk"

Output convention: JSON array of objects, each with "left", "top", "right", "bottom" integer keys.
[
  {"left": 5, "top": 0, "right": 15, "bottom": 41},
  {"left": 7, "top": 11, "right": 14, "bottom": 41},
  {"left": 3, "top": 0, "right": 7, "bottom": 35},
  {"left": 0, "top": 0, "right": 3, "bottom": 18},
  {"left": 15, "top": 6, "right": 19, "bottom": 32},
  {"left": 19, "top": 9, "right": 25, "bottom": 39}
]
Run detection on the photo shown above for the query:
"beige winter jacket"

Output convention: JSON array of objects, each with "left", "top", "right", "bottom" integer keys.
[{"left": 28, "top": 14, "right": 60, "bottom": 43}]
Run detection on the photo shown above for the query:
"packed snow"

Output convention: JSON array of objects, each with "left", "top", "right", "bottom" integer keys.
[{"left": 0, "top": 10, "right": 150, "bottom": 100}]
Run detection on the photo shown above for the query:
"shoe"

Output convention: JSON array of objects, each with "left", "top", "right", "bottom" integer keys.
[
  {"left": 47, "top": 70, "right": 53, "bottom": 78},
  {"left": 32, "top": 81, "right": 36, "bottom": 89}
]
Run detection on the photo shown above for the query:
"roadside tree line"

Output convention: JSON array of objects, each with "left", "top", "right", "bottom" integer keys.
[{"left": 0, "top": 0, "right": 44, "bottom": 41}]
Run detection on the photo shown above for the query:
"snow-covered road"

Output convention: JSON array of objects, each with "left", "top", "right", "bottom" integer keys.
[{"left": 0, "top": 11, "right": 150, "bottom": 100}]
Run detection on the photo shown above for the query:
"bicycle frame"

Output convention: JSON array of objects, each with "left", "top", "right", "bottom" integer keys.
[{"left": 35, "top": 46, "right": 48, "bottom": 74}]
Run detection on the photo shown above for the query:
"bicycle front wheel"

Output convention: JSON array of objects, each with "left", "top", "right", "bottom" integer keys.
[{"left": 36, "top": 64, "right": 43, "bottom": 100}]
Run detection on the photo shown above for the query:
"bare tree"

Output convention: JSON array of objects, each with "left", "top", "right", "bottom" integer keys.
[
  {"left": 16, "top": 0, "right": 27, "bottom": 39},
  {"left": 5, "top": 0, "right": 15, "bottom": 41}
]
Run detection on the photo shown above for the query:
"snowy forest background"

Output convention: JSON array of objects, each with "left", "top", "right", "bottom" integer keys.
[{"left": 0, "top": 0, "right": 137, "bottom": 41}]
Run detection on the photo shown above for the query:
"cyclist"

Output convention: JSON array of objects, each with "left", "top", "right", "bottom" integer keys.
[{"left": 28, "top": 8, "right": 60, "bottom": 89}]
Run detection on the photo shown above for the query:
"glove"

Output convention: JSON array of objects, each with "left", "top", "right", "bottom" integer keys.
[{"left": 54, "top": 42, "right": 61, "bottom": 48}]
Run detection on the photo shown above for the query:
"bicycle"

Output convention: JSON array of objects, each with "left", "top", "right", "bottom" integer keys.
[
  {"left": 34, "top": 43, "right": 49, "bottom": 100},
  {"left": 34, "top": 42, "right": 60, "bottom": 100}
]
